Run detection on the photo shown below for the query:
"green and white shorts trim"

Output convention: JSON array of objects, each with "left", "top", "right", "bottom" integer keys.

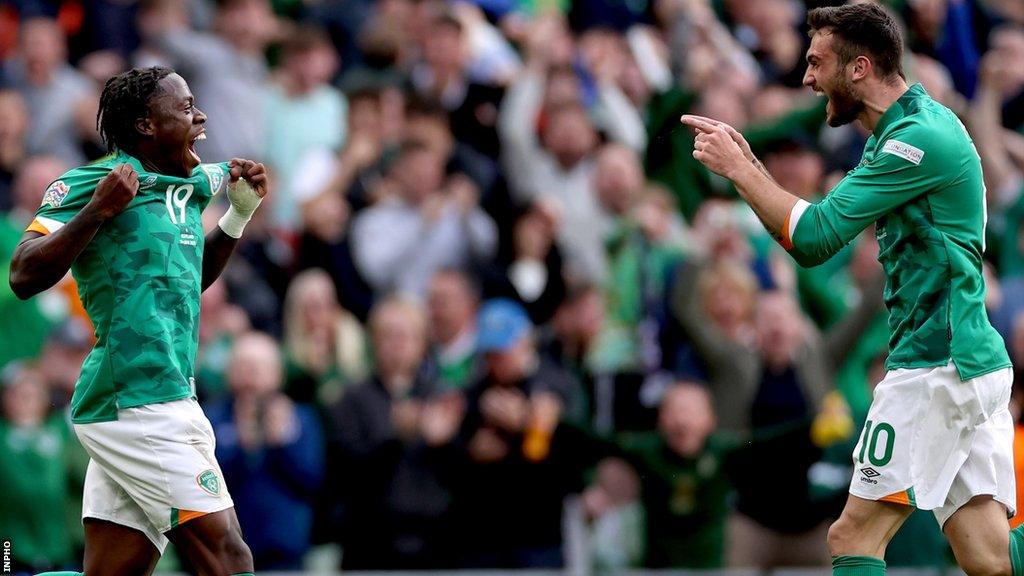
[
  {"left": 74, "top": 398, "right": 234, "bottom": 553},
  {"left": 849, "top": 361, "right": 1015, "bottom": 526}
]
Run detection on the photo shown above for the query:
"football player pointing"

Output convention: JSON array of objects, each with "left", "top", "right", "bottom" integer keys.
[{"left": 683, "top": 4, "right": 1018, "bottom": 576}]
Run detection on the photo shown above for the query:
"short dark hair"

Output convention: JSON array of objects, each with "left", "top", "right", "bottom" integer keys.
[
  {"left": 96, "top": 66, "right": 175, "bottom": 154},
  {"left": 282, "top": 25, "right": 334, "bottom": 57},
  {"left": 807, "top": 3, "right": 905, "bottom": 80},
  {"left": 405, "top": 96, "right": 449, "bottom": 122}
]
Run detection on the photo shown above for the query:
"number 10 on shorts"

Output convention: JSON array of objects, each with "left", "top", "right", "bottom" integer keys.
[{"left": 857, "top": 420, "right": 895, "bottom": 466}]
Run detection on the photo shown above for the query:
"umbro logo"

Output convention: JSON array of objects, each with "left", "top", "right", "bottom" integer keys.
[{"left": 861, "top": 467, "right": 880, "bottom": 478}]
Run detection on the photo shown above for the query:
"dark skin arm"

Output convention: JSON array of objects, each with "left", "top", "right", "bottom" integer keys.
[
  {"left": 200, "top": 158, "right": 268, "bottom": 291},
  {"left": 201, "top": 227, "right": 237, "bottom": 291},
  {"left": 199, "top": 156, "right": 268, "bottom": 289},
  {"left": 9, "top": 164, "right": 139, "bottom": 300}
]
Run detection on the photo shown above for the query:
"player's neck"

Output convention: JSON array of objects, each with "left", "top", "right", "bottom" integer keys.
[
  {"left": 133, "top": 148, "right": 191, "bottom": 178},
  {"left": 858, "top": 78, "right": 910, "bottom": 133}
]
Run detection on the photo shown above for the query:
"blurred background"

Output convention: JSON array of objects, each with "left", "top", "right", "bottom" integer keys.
[{"left": 1, "top": 0, "right": 1023, "bottom": 573}]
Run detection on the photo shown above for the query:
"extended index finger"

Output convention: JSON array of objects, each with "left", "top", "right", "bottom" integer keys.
[
  {"left": 680, "top": 114, "right": 719, "bottom": 134},
  {"left": 684, "top": 114, "right": 726, "bottom": 127}
]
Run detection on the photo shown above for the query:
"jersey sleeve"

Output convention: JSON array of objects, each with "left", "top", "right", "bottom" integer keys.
[
  {"left": 783, "top": 124, "right": 953, "bottom": 267},
  {"left": 27, "top": 168, "right": 104, "bottom": 235}
]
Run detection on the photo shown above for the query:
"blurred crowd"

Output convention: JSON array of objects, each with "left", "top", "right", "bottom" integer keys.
[{"left": 2, "top": 0, "right": 1024, "bottom": 572}]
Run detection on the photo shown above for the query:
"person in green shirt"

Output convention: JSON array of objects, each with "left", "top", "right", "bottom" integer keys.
[
  {"left": 426, "top": 268, "right": 481, "bottom": 391},
  {"left": 0, "top": 363, "right": 73, "bottom": 572},
  {"left": 0, "top": 213, "right": 52, "bottom": 371},
  {"left": 622, "top": 382, "right": 733, "bottom": 569},
  {"left": 8, "top": 67, "right": 267, "bottom": 576},
  {"left": 681, "top": 3, "right": 1017, "bottom": 576}
]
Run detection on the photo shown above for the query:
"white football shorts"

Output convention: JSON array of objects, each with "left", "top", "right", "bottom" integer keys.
[
  {"left": 74, "top": 397, "right": 234, "bottom": 553},
  {"left": 849, "top": 361, "right": 1015, "bottom": 527}
]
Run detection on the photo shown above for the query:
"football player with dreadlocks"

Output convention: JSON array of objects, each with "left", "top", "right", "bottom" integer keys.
[{"left": 10, "top": 67, "right": 265, "bottom": 576}]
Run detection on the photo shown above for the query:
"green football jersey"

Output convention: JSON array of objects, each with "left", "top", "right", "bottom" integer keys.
[
  {"left": 29, "top": 151, "right": 228, "bottom": 423},
  {"left": 782, "top": 83, "right": 1010, "bottom": 380}
]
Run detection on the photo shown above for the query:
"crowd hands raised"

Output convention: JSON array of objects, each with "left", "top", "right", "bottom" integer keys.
[{"left": 2, "top": 0, "right": 1024, "bottom": 571}]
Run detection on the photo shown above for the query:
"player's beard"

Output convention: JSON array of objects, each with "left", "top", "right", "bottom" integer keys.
[{"left": 826, "top": 73, "right": 864, "bottom": 127}]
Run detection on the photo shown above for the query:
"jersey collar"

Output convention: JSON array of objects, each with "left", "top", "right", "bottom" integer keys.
[
  {"left": 873, "top": 82, "right": 927, "bottom": 139},
  {"left": 113, "top": 150, "right": 149, "bottom": 175},
  {"left": 112, "top": 150, "right": 206, "bottom": 181}
]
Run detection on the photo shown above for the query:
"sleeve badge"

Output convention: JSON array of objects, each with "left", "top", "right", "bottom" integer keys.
[{"left": 41, "top": 180, "right": 70, "bottom": 208}]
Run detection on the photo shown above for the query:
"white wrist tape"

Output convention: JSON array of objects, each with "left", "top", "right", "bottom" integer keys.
[
  {"left": 218, "top": 205, "right": 251, "bottom": 238},
  {"left": 218, "top": 178, "right": 263, "bottom": 238}
]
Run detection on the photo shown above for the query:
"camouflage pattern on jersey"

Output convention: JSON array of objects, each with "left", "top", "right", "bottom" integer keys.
[
  {"left": 788, "top": 84, "right": 1010, "bottom": 380},
  {"left": 29, "top": 152, "right": 229, "bottom": 423}
]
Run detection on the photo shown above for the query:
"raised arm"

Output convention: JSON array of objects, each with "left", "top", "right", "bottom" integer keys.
[
  {"left": 683, "top": 116, "right": 948, "bottom": 268},
  {"left": 823, "top": 270, "right": 885, "bottom": 366},
  {"left": 669, "top": 259, "right": 743, "bottom": 366},
  {"left": 681, "top": 115, "right": 796, "bottom": 244},
  {"left": 201, "top": 159, "right": 268, "bottom": 291},
  {"left": 497, "top": 68, "right": 547, "bottom": 201},
  {"left": 9, "top": 165, "right": 138, "bottom": 300},
  {"left": 967, "top": 47, "right": 1022, "bottom": 205}
]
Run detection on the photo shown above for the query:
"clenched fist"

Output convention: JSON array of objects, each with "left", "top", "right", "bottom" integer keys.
[
  {"left": 88, "top": 164, "right": 139, "bottom": 220},
  {"left": 219, "top": 158, "right": 268, "bottom": 238},
  {"left": 228, "top": 158, "right": 269, "bottom": 199}
]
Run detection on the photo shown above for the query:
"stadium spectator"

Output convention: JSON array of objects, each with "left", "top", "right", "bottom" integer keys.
[
  {"left": 38, "top": 318, "right": 93, "bottom": 408},
  {"left": 0, "top": 157, "right": 74, "bottom": 372},
  {"left": 326, "top": 296, "right": 454, "bottom": 569},
  {"left": 206, "top": 331, "right": 325, "bottom": 571},
  {"left": 3, "top": 17, "right": 95, "bottom": 166},
  {"left": 410, "top": 9, "right": 507, "bottom": 160},
  {"left": 484, "top": 205, "right": 568, "bottom": 324},
  {"left": 0, "top": 183, "right": 52, "bottom": 370},
  {"left": 968, "top": 26, "right": 1024, "bottom": 279},
  {"left": 33, "top": 320, "right": 93, "bottom": 565},
  {"left": 282, "top": 268, "right": 368, "bottom": 406},
  {"left": 725, "top": 0, "right": 807, "bottom": 87},
  {"left": 900, "top": 0, "right": 990, "bottom": 98},
  {"left": 8, "top": 155, "right": 68, "bottom": 228},
  {"left": 427, "top": 268, "right": 481, "bottom": 391},
  {"left": 0, "top": 89, "right": 29, "bottom": 209},
  {"left": 587, "top": 381, "right": 732, "bottom": 568},
  {"left": 673, "top": 258, "right": 882, "bottom": 566},
  {"left": 444, "top": 299, "right": 582, "bottom": 568},
  {"left": 350, "top": 140, "right": 498, "bottom": 298},
  {"left": 543, "top": 284, "right": 610, "bottom": 382},
  {"left": 544, "top": 281, "right": 668, "bottom": 433},
  {"left": 264, "top": 26, "right": 346, "bottom": 232},
  {"left": 292, "top": 86, "right": 383, "bottom": 219},
  {"left": 0, "top": 363, "right": 75, "bottom": 572},
  {"left": 603, "top": 177, "right": 691, "bottom": 374},
  {"left": 581, "top": 455, "right": 644, "bottom": 570},
  {"left": 138, "top": 0, "right": 277, "bottom": 162},
  {"left": 196, "top": 278, "right": 252, "bottom": 401},
  {"left": 404, "top": 98, "right": 500, "bottom": 204},
  {"left": 498, "top": 15, "right": 645, "bottom": 283}
]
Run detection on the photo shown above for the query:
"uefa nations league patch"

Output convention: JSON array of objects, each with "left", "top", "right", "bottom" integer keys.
[
  {"left": 197, "top": 469, "right": 221, "bottom": 496},
  {"left": 41, "top": 180, "right": 70, "bottom": 208}
]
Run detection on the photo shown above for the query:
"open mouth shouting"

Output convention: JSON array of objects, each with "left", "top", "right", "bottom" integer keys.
[{"left": 188, "top": 130, "right": 206, "bottom": 165}]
